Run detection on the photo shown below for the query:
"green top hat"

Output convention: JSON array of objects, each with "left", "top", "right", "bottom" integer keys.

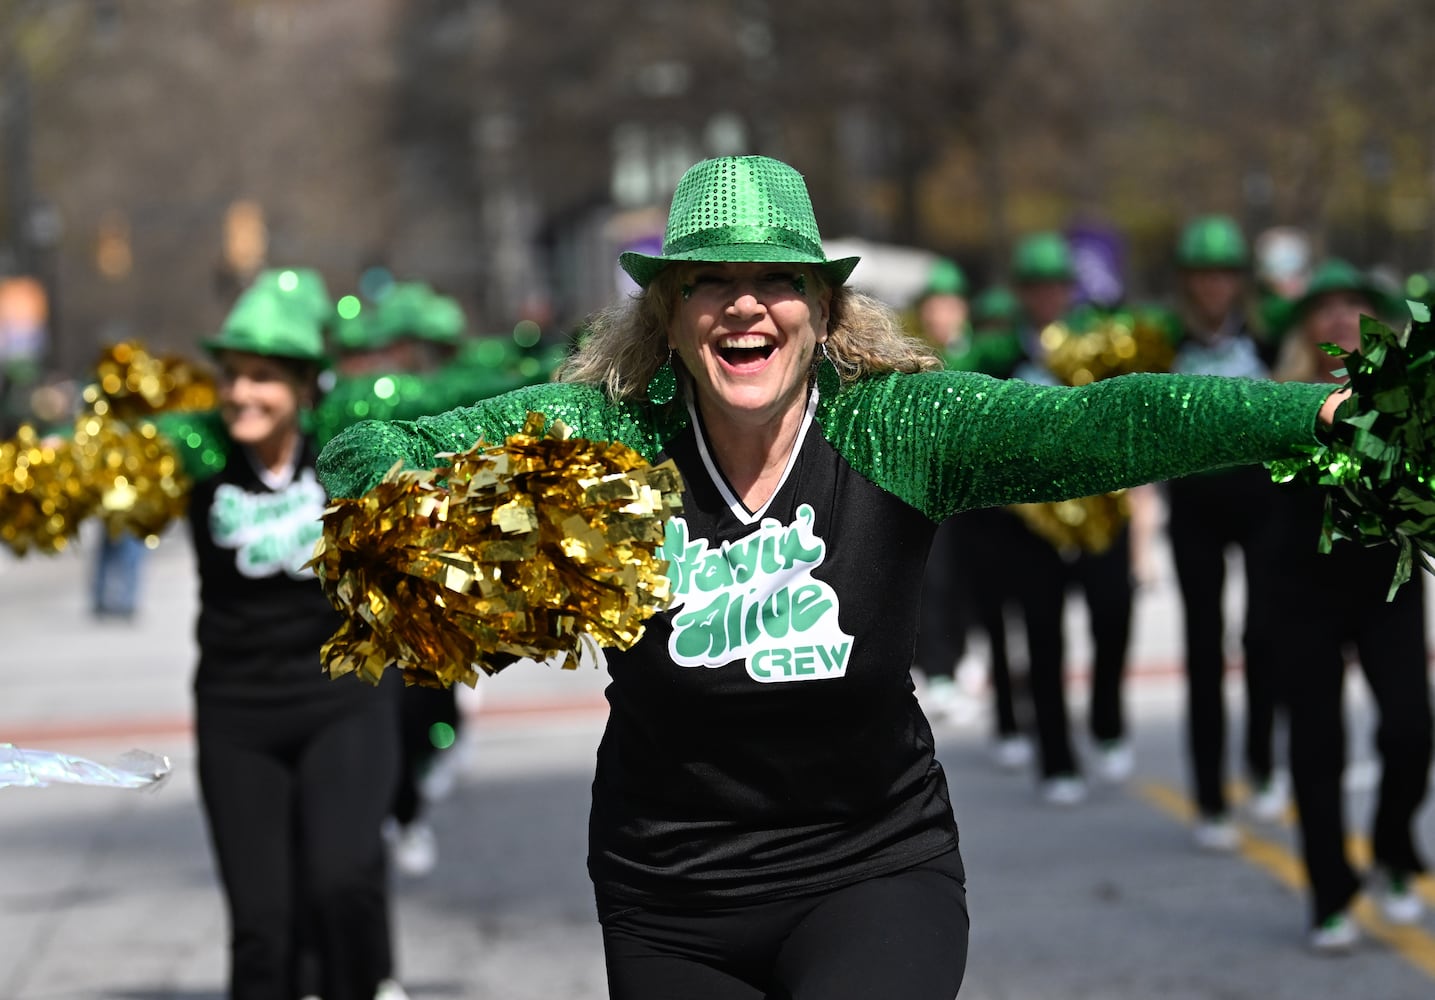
[
  {"left": 918, "top": 258, "right": 967, "bottom": 300},
  {"left": 204, "top": 287, "right": 329, "bottom": 363},
  {"left": 1011, "top": 232, "right": 1074, "bottom": 283},
  {"left": 248, "top": 267, "right": 333, "bottom": 325},
  {"left": 1176, "top": 216, "right": 1249, "bottom": 269},
  {"left": 618, "top": 155, "right": 860, "bottom": 288},
  {"left": 1290, "top": 259, "right": 1403, "bottom": 321},
  {"left": 971, "top": 285, "right": 1019, "bottom": 326}
]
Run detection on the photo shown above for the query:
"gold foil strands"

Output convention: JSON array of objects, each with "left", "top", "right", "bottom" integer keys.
[
  {"left": 0, "top": 425, "right": 98, "bottom": 555},
  {"left": 1039, "top": 314, "right": 1175, "bottom": 387},
  {"left": 70, "top": 413, "right": 190, "bottom": 544},
  {"left": 84, "top": 340, "right": 218, "bottom": 421},
  {"left": 1011, "top": 490, "right": 1131, "bottom": 555},
  {"left": 310, "top": 411, "right": 684, "bottom": 688}
]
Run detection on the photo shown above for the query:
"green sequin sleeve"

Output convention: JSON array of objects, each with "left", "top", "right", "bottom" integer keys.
[
  {"left": 307, "top": 362, "right": 560, "bottom": 451},
  {"left": 151, "top": 409, "right": 231, "bottom": 482},
  {"left": 315, "top": 382, "right": 684, "bottom": 499},
  {"left": 818, "top": 370, "right": 1335, "bottom": 522}
]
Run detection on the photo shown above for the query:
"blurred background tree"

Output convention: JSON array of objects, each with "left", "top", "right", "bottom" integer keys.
[{"left": 0, "top": 0, "right": 1432, "bottom": 370}]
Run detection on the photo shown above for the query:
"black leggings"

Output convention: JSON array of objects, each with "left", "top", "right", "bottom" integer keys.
[
  {"left": 1167, "top": 467, "right": 1282, "bottom": 818},
  {"left": 392, "top": 683, "right": 462, "bottom": 825},
  {"left": 598, "top": 849, "right": 969, "bottom": 1000},
  {"left": 1016, "top": 520, "right": 1133, "bottom": 777},
  {"left": 1266, "top": 486, "right": 1433, "bottom": 925},
  {"left": 197, "top": 685, "right": 399, "bottom": 1000}
]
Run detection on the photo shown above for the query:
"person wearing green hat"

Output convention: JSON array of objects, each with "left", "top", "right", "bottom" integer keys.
[
  {"left": 155, "top": 284, "right": 408, "bottom": 1000},
  {"left": 1003, "top": 231, "right": 1147, "bottom": 803},
  {"left": 1265, "top": 260, "right": 1430, "bottom": 952},
  {"left": 316, "top": 153, "right": 1351, "bottom": 996},
  {"left": 1163, "top": 214, "right": 1291, "bottom": 851},
  {"left": 907, "top": 256, "right": 981, "bottom": 725},
  {"left": 1010, "top": 231, "right": 1076, "bottom": 374}
]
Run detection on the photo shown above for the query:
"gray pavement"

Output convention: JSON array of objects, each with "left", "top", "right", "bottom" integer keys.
[{"left": 3, "top": 527, "right": 1435, "bottom": 998}]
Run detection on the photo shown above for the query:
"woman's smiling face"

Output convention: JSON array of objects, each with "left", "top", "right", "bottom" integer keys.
[
  {"left": 667, "top": 261, "right": 830, "bottom": 431},
  {"left": 216, "top": 350, "right": 308, "bottom": 448}
]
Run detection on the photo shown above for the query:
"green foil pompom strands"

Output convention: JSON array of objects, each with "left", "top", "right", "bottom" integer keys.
[{"left": 1267, "top": 301, "right": 1435, "bottom": 599}]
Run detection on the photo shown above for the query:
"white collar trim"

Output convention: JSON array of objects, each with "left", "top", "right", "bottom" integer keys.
[{"left": 686, "top": 387, "right": 819, "bottom": 525}]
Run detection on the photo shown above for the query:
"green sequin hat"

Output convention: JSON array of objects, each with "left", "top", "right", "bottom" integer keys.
[
  {"left": 375, "top": 282, "right": 466, "bottom": 345},
  {"left": 247, "top": 267, "right": 333, "bottom": 325},
  {"left": 1176, "top": 216, "right": 1249, "bottom": 269},
  {"left": 971, "top": 285, "right": 1019, "bottom": 326},
  {"left": 1290, "top": 258, "right": 1403, "bottom": 321},
  {"left": 618, "top": 155, "right": 860, "bottom": 288},
  {"left": 1011, "top": 232, "right": 1074, "bottom": 283},
  {"left": 918, "top": 257, "right": 967, "bottom": 299},
  {"left": 203, "top": 287, "right": 330, "bottom": 364}
]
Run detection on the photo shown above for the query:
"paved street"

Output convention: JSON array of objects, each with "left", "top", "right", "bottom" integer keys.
[{"left": 3, "top": 527, "right": 1435, "bottom": 999}]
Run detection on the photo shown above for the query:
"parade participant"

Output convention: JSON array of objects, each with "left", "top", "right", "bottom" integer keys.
[
  {"left": 1165, "top": 215, "right": 1288, "bottom": 850},
  {"left": 910, "top": 257, "right": 978, "bottom": 723},
  {"left": 316, "top": 155, "right": 1348, "bottom": 999},
  {"left": 944, "top": 282, "right": 1031, "bottom": 763},
  {"left": 1005, "top": 232, "right": 1145, "bottom": 802},
  {"left": 162, "top": 286, "right": 407, "bottom": 1000},
  {"left": 1268, "top": 260, "right": 1430, "bottom": 953}
]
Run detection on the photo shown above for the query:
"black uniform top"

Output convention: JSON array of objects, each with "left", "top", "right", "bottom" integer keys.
[
  {"left": 316, "top": 370, "right": 1336, "bottom": 906},
  {"left": 160, "top": 411, "right": 350, "bottom": 702}
]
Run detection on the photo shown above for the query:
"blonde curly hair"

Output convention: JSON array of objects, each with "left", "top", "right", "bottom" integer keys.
[{"left": 556, "top": 265, "right": 941, "bottom": 401}]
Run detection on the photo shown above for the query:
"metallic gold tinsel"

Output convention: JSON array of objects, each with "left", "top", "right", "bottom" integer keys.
[
  {"left": 83, "top": 340, "right": 218, "bottom": 422},
  {"left": 1038, "top": 312, "right": 1176, "bottom": 387},
  {"left": 0, "top": 426, "right": 99, "bottom": 555},
  {"left": 1011, "top": 490, "right": 1131, "bottom": 556},
  {"left": 1009, "top": 312, "right": 1174, "bottom": 553},
  {"left": 70, "top": 413, "right": 190, "bottom": 544},
  {"left": 310, "top": 412, "right": 684, "bottom": 688}
]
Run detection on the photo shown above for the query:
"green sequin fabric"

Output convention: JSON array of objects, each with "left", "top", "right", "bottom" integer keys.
[
  {"left": 316, "top": 372, "right": 1333, "bottom": 519},
  {"left": 152, "top": 409, "right": 231, "bottom": 480}
]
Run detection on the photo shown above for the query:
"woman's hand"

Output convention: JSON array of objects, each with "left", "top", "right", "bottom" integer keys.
[{"left": 1318, "top": 386, "right": 1351, "bottom": 428}]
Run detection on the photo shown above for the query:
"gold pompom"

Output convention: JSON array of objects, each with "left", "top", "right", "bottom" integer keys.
[
  {"left": 70, "top": 413, "right": 190, "bottom": 545},
  {"left": 0, "top": 426, "right": 99, "bottom": 555},
  {"left": 1039, "top": 313, "right": 1175, "bottom": 387},
  {"left": 310, "top": 412, "right": 684, "bottom": 688},
  {"left": 1011, "top": 490, "right": 1131, "bottom": 555},
  {"left": 84, "top": 340, "right": 218, "bottom": 421}
]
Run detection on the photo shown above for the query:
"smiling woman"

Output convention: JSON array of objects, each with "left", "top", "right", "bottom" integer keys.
[{"left": 315, "top": 154, "right": 1350, "bottom": 1000}]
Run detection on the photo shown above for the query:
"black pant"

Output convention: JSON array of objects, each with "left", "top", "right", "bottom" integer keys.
[
  {"left": 197, "top": 685, "right": 399, "bottom": 1000},
  {"left": 1167, "top": 467, "right": 1281, "bottom": 818},
  {"left": 598, "top": 848, "right": 969, "bottom": 1000},
  {"left": 1016, "top": 518, "right": 1133, "bottom": 778},
  {"left": 1266, "top": 487, "right": 1433, "bottom": 925},
  {"left": 953, "top": 508, "right": 1028, "bottom": 739},
  {"left": 916, "top": 517, "right": 971, "bottom": 682},
  {"left": 392, "top": 683, "right": 462, "bottom": 826}
]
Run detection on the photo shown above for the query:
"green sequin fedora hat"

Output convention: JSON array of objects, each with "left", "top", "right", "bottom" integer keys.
[
  {"left": 203, "top": 286, "right": 330, "bottom": 365},
  {"left": 618, "top": 155, "right": 860, "bottom": 289}
]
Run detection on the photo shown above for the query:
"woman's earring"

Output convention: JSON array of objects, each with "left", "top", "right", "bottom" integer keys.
[
  {"left": 647, "top": 348, "right": 678, "bottom": 405},
  {"left": 815, "top": 341, "right": 841, "bottom": 399}
]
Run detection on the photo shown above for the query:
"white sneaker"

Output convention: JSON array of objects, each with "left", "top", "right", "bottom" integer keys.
[
  {"left": 1095, "top": 739, "right": 1134, "bottom": 783},
  {"left": 375, "top": 979, "right": 411, "bottom": 1000},
  {"left": 1041, "top": 775, "right": 1088, "bottom": 806},
  {"left": 419, "top": 747, "right": 461, "bottom": 802},
  {"left": 1377, "top": 870, "right": 1425, "bottom": 925},
  {"left": 1309, "top": 911, "right": 1360, "bottom": 953},
  {"left": 1192, "top": 816, "right": 1240, "bottom": 853},
  {"left": 992, "top": 735, "right": 1033, "bottom": 771},
  {"left": 1247, "top": 773, "right": 1289, "bottom": 823},
  {"left": 392, "top": 821, "right": 437, "bottom": 878},
  {"left": 923, "top": 676, "right": 981, "bottom": 727}
]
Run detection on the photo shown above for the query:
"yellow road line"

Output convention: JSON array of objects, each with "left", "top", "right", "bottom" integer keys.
[{"left": 1137, "top": 780, "right": 1435, "bottom": 980}]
